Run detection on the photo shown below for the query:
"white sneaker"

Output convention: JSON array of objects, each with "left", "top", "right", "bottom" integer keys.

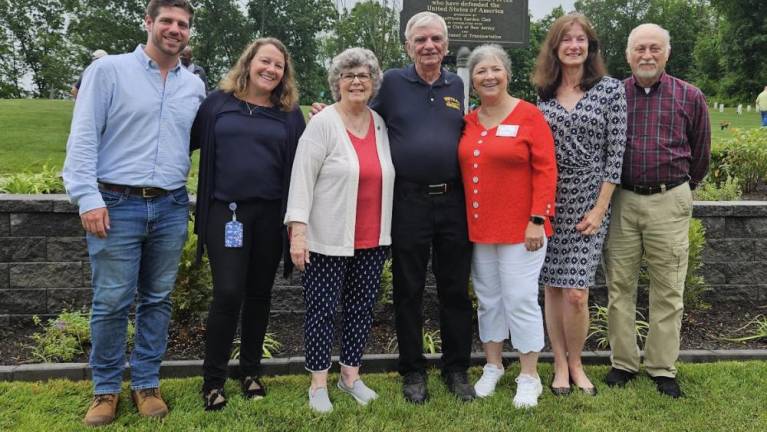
[
  {"left": 513, "top": 374, "right": 542, "bottom": 408},
  {"left": 474, "top": 363, "right": 505, "bottom": 397}
]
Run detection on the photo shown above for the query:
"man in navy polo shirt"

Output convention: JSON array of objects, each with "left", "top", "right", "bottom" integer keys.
[{"left": 370, "top": 11, "right": 474, "bottom": 403}]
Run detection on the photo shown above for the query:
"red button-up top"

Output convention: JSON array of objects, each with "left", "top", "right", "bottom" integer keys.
[{"left": 458, "top": 100, "right": 558, "bottom": 244}]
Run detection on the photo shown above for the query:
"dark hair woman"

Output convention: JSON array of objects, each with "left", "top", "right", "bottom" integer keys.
[{"left": 532, "top": 13, "right": 627, "bottom": 396}]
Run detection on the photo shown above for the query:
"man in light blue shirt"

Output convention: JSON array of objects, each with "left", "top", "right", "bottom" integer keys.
[{"left": 63, "top": 0, "right": 204, "bottom": 426}]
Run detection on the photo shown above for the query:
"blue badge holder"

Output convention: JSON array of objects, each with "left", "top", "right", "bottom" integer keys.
[{"left": 225, "top": 202, "right": 243, "bottom": 248}]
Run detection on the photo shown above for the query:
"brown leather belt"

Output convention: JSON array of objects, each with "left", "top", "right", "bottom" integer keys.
[
  {"left": 621, "top": 179, "right": 686, "bottom": 195},
  {"left": 98, "top": 182, "right": 170, "bottom": 198}
]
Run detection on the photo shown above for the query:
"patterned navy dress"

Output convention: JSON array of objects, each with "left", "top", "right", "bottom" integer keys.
[{"left": 538, "top": 76, "right": 627, "bottom": 288}]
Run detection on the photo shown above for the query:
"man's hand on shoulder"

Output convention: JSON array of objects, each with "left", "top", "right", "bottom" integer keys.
[
  {"left": 80, "top": 207, "right": 110, "bottom": 238},
  {"left": 309, "top": 102, "right": 327, "bottom": 119}
]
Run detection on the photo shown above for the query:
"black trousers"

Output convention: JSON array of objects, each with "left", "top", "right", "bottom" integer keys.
[
  {"left": 202, "top": 198, "right": 283, "bottom": 390},
  {"left": 391, "top": 181, "right": 473, "bottom": 375}
]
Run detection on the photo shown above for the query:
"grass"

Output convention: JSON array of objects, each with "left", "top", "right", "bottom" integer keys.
[
  {"left": 0, "top": 99, "right": 760, "bottom": 176},
  {"left": 0, "top": 362, "right": 766, "bottom": 431}
]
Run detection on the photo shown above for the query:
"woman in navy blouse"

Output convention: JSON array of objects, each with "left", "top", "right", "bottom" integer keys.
[{"left": 191, "top": 38, "right": 306, "bottom": 411}]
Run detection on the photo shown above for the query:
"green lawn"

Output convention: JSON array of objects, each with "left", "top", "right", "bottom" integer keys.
[
  {"left": 0, "top": 363, "right": 765, "bottom": 431},
  {"left": 0, "top": 99, "right": 760, "bottom": 175}
]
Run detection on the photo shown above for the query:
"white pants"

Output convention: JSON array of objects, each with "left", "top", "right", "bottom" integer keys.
[{"left": 472, "top": 242, "right": 546, "bottom": 353}]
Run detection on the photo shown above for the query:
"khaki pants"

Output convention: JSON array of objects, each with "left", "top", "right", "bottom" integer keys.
[{"left": 603, "top": 182, "right": 692, "bottom": 378}]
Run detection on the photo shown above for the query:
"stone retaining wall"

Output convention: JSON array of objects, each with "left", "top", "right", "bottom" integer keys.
[{"left": 2, "top": 195, "right": 766, "bottom": 326}]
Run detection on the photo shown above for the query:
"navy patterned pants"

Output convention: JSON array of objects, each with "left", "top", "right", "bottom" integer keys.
[{"left": 303, "top": 247, "right": 387, "bottom": 372}]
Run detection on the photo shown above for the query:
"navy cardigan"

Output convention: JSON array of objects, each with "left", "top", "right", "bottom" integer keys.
[{"left": 190, "top": 90, "right": 306, "bottom": 276}]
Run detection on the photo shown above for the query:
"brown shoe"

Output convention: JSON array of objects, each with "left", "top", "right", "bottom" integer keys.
[
  {"left": 84, "top": 394, "right": 119, "bottom": 426},
  {"left": 131, "top": 388, "right": 169, "bottom": 418}
]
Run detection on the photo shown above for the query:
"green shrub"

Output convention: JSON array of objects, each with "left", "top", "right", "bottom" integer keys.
[
  {"left": 638, "top": 218, "right": 710, "bottom": 311},
  {"left": 0, "top": 164, "right": 64, "bottom": 194},
  {"left": 171, "top": 218, "right": 213, "bottom": 323},
  {"left": 378, "top": 259, "right": 393, "bottom": 305},
  {"left": 709, "top": 128, "right": 767, "bottom": 192},
  {"left": 387, "top": 328, "right": 442, "bottom": 354},
  {"left": 587, "top": 305, "right": 649, "bottom": 350},
  {"left": 694, "top": 175, "right": 742, "bottom": 201},
  {"left": 28, "top": 311, "right": 136, "bottom": 363}
]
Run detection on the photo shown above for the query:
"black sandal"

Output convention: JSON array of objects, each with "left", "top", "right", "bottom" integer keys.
[
  {"left": 241, "top": 376, "right": 267, "bottom": 399},
  {"left": 203, "top": 387, "right": 227, "bottom": 411}
]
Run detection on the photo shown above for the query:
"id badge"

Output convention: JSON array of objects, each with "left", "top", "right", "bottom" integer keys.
[
  {"left": 225, "top": 220, "right": 243, "bottom": 248},
  {"left": 224, "top": 202, "right": 243, "bottom": 248}
]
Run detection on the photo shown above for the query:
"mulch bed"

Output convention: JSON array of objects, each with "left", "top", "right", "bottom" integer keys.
[{"left": 2, "top": 300, "right": 765, "bottom": 366}]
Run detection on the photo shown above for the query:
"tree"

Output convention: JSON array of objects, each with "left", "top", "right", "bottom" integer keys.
[
  {"left": 248, "top": 0, "right": 337, "bottom": 103},
  {"left": 192, "top": 0, "right": 251, "bottom": 87},
  {"left": 710, "top": 0, "right": 767, "bottom": 102},
  {"left": 0, "top": 19, "right": 24, "bottom": 97},
  {"left": 327, "top": 0, "right": 407, "bottom": 71},
  {"left": 0, "top": 0, "right": 77, "bottom": 97},
  {"left": 63, "top": 0, "right": 145, "bottom": 56}
]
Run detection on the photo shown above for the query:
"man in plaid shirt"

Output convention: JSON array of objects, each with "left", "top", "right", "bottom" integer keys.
[{"left": 602, "top": 23, "right": 711, "bottom": 399}]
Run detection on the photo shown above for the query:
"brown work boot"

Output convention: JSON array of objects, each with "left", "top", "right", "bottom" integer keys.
[
  {"left": 84, "top": 393, "right": 119, "bottom": 426},
  {"left": 131, "top": 388, "right": 169, "bottom": 418}
]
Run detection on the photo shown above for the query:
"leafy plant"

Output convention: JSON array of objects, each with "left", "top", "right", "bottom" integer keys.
[
  {"left": 230, "top": 332, "right": 283, "bottom": 360},
  {"left": 708, "top": 128, "right": 767, "bottom": 192},
  {"left": 171, "top": 218, "right": 213, "bottom": 323},
  {"left": 378, "top": 259, "right": 393, "bottom": 305},
  {"left": 386, "top": 328, "right": 442, "bottom": 354},
  {"left": 694, "top": 175, "right": 742, "bottom": 201},
  {"left": 28, "top": 311, "right": 135, "bottom": 363},
  {"left": 720, "top": 314, "right": 767, "bottom": 342},
  {"left": 587, "top": 305, "right": 649, "bottom": 350},
  {"left": 0, "top": 164, "right": 64, "bottom": 194}
]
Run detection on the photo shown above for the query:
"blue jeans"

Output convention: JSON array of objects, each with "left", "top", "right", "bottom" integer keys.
[
  {"left": 87, "top": 187, "right": 189, "bottom": 394},
  {"left": 761, "top": 111, "right": 767, "bottom": 127}
]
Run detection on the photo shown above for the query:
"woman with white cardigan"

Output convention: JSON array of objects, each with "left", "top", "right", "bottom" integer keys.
[{"left": 285, "top": 47, "right": 395, "bottom": 413}]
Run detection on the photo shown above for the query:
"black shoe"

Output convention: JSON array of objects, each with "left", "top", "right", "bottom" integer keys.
[
  {"left": 241, "top": 376, "right": 267, "bottom": 399},
  {"left": 550, "top": 383, "right": 572, "bottom": 396},
  {"left": 403, "top": 371, "right": 429, "bottom": 404},
  {"left": 569, "top": 375, "right": 598, "bottom": 396},
  {"left": 203, "top": 387, "right": 227, "bottom": 411},
  {"left": 442, "top": 370, "right": 476, "bottom": 402},
  {"left": 604, "top": 368, "right": 637, "bottom": 387},
  {"left": 652, "top": 376, "right": 684, "bottom": 398}
]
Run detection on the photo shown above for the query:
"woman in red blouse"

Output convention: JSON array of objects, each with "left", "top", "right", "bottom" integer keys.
[{"left": 458, "top": 44, "right": 557, "bottom": 408}]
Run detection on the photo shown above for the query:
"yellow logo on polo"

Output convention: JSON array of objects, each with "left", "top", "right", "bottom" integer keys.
[{"left": 444, "top": 96, "right": 461, "bottom": 111}]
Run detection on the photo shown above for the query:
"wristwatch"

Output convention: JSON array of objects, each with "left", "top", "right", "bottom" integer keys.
[{"left": 529, "top": 216, "right": 545, "bottom": 225}]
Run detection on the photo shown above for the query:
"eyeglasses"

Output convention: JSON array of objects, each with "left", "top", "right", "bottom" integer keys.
[{"left": 340, "top": 72, "right": 372, "bottom": 82}]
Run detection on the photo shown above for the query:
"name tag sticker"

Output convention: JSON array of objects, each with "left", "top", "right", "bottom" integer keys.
[{"left": 496, "top": 125, "right": 519, "bottom": 137}]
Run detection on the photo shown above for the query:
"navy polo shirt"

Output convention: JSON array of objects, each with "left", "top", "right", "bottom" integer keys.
[
  {"left": 370, "top": 65, "right": 465, "bottom": 184},
  {"left": 213, "top": 104, "right": 287, "bottom": 202}
]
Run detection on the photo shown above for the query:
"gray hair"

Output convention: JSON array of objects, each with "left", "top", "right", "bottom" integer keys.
[
  {"left": 626, "top": 23, "right": 671, "bottom": 56},
  {"left": 328, "top": 47, "right": 383, "bottom": 102},
  {"left": 467, "top": 44, "right": 511, "bottom": 80},
  {"left": 404, "top": 11, "right": 448, "bottom": 43}
]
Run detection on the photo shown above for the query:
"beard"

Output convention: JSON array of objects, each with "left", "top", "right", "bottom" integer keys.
[{"left": 151, "top": 31, "right": 186, "bottom": 57}]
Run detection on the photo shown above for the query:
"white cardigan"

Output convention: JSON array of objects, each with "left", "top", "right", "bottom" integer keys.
[{"left": 284, "top": 105, "right": 395, "bottom": 256}]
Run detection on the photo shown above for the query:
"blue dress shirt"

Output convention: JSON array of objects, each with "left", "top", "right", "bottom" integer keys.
[{"left": 64, "top": 45, "right": 206, "bottom": 214}]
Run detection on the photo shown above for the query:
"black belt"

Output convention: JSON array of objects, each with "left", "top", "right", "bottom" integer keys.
[
  {"left": 98, "top": 182, "right": 170, "bottom": 198},
  {"left": 397, "top": 180, "right": 461, "bottom": 196},
  {"left": 621, "top": 179, "right": 686, "bottom": 195}
]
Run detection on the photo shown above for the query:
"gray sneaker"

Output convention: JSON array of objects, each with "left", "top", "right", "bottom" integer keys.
[
  {"left": 337, "top": 378, "right": 379, "bottom": 405},
  {"left": 308, "top": 387, "right": 333, "bottom": 413}
]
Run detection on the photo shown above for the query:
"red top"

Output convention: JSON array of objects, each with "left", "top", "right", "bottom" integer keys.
[
  {"left": 348, "top": 117, "right": 382, "bottom": 249},
  {"left": 458, "top": 100, "right": 557, "bottom": 244}
]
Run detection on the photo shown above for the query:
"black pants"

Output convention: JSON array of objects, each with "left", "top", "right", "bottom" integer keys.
[
  {"left": 202, "top": 199, "right": 283, "bottom": 390},
  {"left": 391, "top": 181, "right": 473, "bottom": 375}
]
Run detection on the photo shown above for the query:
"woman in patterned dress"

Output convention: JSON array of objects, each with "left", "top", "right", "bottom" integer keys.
[{"left": 532, "top": 13, "right": 626, "bottom": 395}]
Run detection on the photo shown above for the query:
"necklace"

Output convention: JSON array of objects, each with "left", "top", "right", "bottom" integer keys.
[
  {"left": 244, "top": 101, "right": 256, "bottom": 116},
  {"left": 338, "top": 106, "right": 369, "bottom": 137}
]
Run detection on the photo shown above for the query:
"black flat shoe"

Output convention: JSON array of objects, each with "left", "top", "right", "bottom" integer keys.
[
  {"left": 241, "top": 376, "right": 267, "bottom": 399},
  {"left": 570, "top": 376, "right": 597, "bottom": 396},
  {"left": 203, "top": 387, "right": 227, "bottom": 411},
  {"left": 550, "top": 383, "right": 572, "bottom": 396}
]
